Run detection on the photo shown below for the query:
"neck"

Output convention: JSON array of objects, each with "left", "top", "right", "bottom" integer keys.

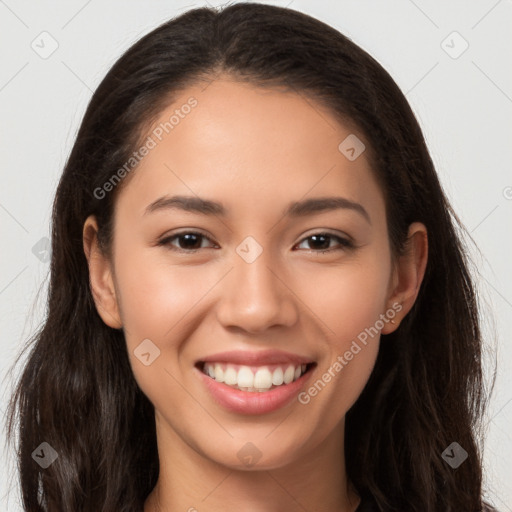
[{"left": 144, "top": 414, "right": 360, "bottom": 512}]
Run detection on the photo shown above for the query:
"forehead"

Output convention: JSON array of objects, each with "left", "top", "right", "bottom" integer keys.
[{"left": 114, "top": 77, "right": 385, "bottom": 222}]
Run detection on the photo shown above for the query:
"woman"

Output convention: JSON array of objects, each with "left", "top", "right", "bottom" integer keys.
[{"left": 5, "top": 3, "right": 497, "bottom": 511}]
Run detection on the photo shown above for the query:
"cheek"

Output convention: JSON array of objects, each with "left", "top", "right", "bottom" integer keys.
[
  {"left": 297, "top": 252, "right": 390, "bottom": 413},
  {"left": 305, "top": 253, "right": 391, "bottom": 343},
  {"left": 113, "top": 245, "right": 205, "bottom": 352},
  {"left": 113, "top": 249, "right": 210, "bottom": 404}
]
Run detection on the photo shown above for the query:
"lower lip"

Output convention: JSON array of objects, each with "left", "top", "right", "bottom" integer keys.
[{"left": 197, "top": 366, "right": 314, "bottom": 415}]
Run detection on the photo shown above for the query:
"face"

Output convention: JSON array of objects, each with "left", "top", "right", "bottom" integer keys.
[{"left": 85, "top": 76, "right": 424, "bottom": 472}]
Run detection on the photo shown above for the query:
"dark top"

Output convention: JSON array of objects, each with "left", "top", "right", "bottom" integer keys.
[{"left": 354, "top": 491, "right": 378, "bottom": 511}]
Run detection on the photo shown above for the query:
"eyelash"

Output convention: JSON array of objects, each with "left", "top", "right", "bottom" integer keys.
[{"left": 158, "top": 230, "right": 355, "bottom": 254}]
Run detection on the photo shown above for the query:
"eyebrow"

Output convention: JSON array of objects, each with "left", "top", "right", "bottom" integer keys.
[{"left": 144, "top": 194, "right": 371, "bottom": 224}]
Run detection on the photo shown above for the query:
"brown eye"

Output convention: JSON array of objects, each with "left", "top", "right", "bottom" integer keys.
[
  {"left": 159, "top": 231, "right": 216, "bottom": 252},
  {"left": 295, "top": 233, "right": 354, "bottom": 254}
]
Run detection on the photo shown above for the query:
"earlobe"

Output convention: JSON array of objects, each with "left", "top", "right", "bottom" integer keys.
[
  {"left": 381, "top": 222, "right": 428, "bottom": 335},
  {"left": 83, "top": 215, "right": 123, "bottom": 329}
]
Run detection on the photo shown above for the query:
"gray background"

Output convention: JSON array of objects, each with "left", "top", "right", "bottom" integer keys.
[{"left": 1, "top": 0, "right": 511, "bottom": 509}]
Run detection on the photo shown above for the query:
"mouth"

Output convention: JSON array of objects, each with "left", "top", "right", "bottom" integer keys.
[{"left": 195, "top": 361, "right": 316, "bottom": 393}]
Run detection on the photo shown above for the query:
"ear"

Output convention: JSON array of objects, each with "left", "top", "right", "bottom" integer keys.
[
  {"left": 381, "top": 222, "right": 428, "bottom": 334},
  {"left": 83, "top": 215, "right": 122, "bottom": 329}
]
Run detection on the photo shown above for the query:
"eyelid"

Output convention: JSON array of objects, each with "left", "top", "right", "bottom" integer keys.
[
  {"left": 300, "top": 228, "right": 353, "bottom": 243},
  {"left": 160, "top": 228, "right": 212, "bottom": 240},
  {"left": 294, "top": 231, "right": 354, "bottom": 252},
  {"left": 158, "top": 229, "right": 217, "bottom": 249}
]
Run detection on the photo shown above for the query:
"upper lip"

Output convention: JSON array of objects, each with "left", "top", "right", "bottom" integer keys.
[{"left": 197, "top": 349, "right": 315, "bottom": 366}]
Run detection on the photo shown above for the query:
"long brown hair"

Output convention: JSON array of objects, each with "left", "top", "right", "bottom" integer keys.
[{"left": 4, "top": 3, "right": 496, "bottom": 511}]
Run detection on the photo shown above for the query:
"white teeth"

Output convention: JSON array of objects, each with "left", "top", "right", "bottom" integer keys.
[
  {"left": 283, "top": 365, "right": 295, "bottom": 384},
  {"left": 237, "top": 366, "right": 254, "bottom": 388},
  {"left": 271, "top": 367, "right": 284, "bottom": 386},
  {"left": 253, "top": 368, "right": 273, "bottom": 389},
  {"left": 224, "top": 366, "right": 237, "bottom": 385},
  {"left": 214, "top": 365, "right": 224, "bottom": 383},
  {"left": 202, "top": 362, "right": 308, "bottom": 392}
]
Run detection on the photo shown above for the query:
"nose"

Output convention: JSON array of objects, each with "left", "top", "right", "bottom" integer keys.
[{"left": 215, "top": 248, "right": 299, "bottom": 334}]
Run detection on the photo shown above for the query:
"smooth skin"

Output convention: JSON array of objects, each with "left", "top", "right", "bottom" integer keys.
[{"left": 83, "top": 76, "right": 428, "bottom": 512}]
